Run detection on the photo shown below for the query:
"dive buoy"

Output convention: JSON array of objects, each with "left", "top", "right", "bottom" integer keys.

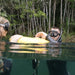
[
  {"left": 9, "top": 34, "right": 49, "bottom": 44},
  {"left": 18, "top": 37, "right": 49, "bottom": 44}
]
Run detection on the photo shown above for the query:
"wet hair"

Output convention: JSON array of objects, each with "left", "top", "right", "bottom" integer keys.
[
  {"left": 0, "top": 17, "right": 10, "bottom": 31},
  {"left": 50, "top": 27, "right": 60, "bottom": 32},
  {"left": 0, "top": 17, "right": 10, "bottom": 24}
]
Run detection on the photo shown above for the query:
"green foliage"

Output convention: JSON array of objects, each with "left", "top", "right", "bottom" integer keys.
[
  {"left": 68, "top": 0, "right": 75, "bottom": 2},
  {"left": 37, "top": 10, "right": 46, "bottom": 17},
  {"left": 27, "top": 1, "right": 33, "bottom": 7},
  {"left": 0, "top": 0, "right": 75, "bottom": 38},
  {"left": 0, "top": 9, "right": 7, "bottom": 17}
]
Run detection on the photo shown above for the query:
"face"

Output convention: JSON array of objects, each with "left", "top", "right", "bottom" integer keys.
[
  {"left": 0, "top": 26, "right": 7, "bottom": 37},
  {"left": 50, "top": 28, "right": 60, "bottom": 41}
]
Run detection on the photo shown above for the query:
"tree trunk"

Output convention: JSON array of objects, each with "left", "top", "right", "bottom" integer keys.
[
  {"left": 67, "top": 2, "right": 70, "bottom": 34},
  {"left": 63, "top": 0, "right": 67, "bottom": 23},
  {"left": 46, "top": 4, "right": 48, "bottom": 32},
  {"left": 60, "top": 0, "right": 62, "bottom": 25},
  {"left": 43, "top": 0, "right": 46, "bottom": 32},
  {"left": 49, "top": 0, "right": 51, "bottom": 30},
  {"left": 71, "top": 7, "right": 74, "bottom": 22},
  {"left": 53, "top": 0, "right": 56, "bottom": 26}
]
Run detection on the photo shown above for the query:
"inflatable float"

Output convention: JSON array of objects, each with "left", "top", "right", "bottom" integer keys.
[
  {"left": 9, "top": 32, "right": 49, "bottom": 54},
  {"left": 9, "top": 34, "right": 49, "bottom": 44}
]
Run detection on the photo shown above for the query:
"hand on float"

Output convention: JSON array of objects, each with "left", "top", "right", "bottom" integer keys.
[{"left": 35, "top": 32, "right": 47, "bottom": 39}]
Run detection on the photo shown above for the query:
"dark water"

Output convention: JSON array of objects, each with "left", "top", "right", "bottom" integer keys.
[{"left": 0, "top": 41, "right": 75, "bottom": 75}]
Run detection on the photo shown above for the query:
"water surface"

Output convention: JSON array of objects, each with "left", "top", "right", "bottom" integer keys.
[{"left": 0, "top": 41, "right": 75, "bottom": 75}]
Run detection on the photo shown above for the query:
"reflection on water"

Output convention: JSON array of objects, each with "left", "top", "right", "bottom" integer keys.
[
  {"left": 0, "top": 41, "right": 75, "bottom": 75},
  {"left": 0, "top": 41, "right": 75, "bottom": 61}
]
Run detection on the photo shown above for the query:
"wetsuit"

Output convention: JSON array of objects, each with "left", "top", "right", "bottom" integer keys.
[
  {"left": 46, "top": 35, "right": 68, "bottom": 75},
  {"left": 0, "top": 58, "right": 12, "bottom": 75}
]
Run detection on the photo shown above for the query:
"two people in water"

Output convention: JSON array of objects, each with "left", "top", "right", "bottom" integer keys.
[{"left": 0, "top": 16, "right": 68, "bottom": 75}]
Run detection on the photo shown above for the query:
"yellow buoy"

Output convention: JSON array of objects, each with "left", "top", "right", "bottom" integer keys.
[{"left": 18, "top": 37, "right": 49, "bottom": 44}]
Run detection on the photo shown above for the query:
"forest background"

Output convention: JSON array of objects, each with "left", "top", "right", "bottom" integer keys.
[{"left": 0, "top": 0, "right": 75, "bottom": 42}]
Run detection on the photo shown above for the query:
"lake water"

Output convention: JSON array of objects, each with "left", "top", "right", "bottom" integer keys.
[{"left": 0, "top": 41, "right": 75, "bottom": 75}]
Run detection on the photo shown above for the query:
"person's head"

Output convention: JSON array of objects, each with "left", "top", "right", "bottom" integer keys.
[
  {"left": 0, "top": 17, "right": 10, "bottom": 37},
  {"left": 49, "top": 27, "right": 61, "bottom": 41}
]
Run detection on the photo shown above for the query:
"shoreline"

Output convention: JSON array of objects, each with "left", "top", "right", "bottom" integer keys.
[{"left": 62, "top": 35, "right": 75, "bottom": 42}]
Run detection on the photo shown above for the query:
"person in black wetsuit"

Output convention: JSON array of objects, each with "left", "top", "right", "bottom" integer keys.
[
  {"left": 0, "top": 58, "right": 12, "bottom": 75},
  {"left": 35, "top": 27, "right": 68, "bottom": 75},
  {"left": 46, "top": 27, "right": 68, "bottom": 75},
  {"left": 0, "top": 17, "right": 12, "bottom": 75}
]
